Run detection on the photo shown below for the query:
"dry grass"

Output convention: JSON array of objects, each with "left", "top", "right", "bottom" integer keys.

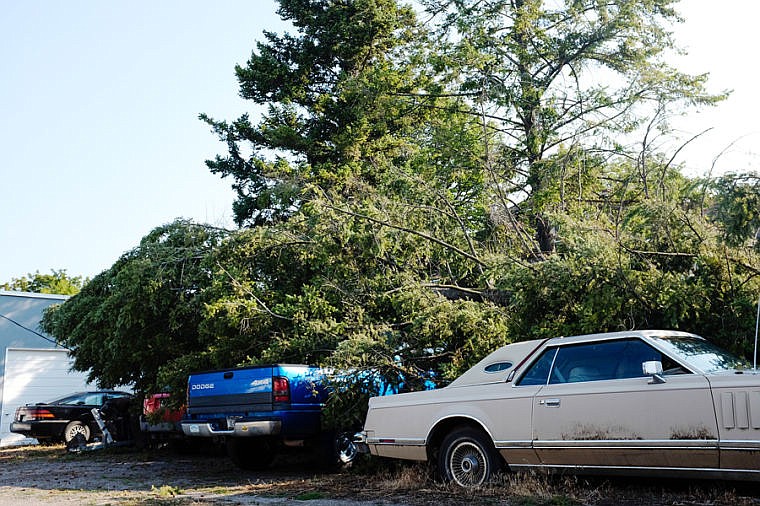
[
  {"left": 315, "top": 459, "right": 760, "bottom": 506},
  {"left": 0, "top": 444, "right": 62, "bottom": 461}
]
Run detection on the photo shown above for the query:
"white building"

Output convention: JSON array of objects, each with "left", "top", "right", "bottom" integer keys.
[{"left": 0, "top": 291, "right": 91, "bottom": 445}]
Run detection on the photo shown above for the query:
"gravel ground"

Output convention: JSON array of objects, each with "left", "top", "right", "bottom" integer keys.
[
  {"left": 1, "top": 444, "right": 760, "bottom": 505},
  {"left": 0, "top": 444, "right": 370, "bottom": 505}
]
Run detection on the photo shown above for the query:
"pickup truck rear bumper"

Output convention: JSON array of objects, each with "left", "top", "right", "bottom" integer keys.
[{"left": 181, "top": 420, "right": 282, "bottom": 437}]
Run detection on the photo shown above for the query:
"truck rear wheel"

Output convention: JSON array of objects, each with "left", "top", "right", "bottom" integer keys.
[
  {"left": 226, "top": 438, "right": 276, "bottom": 470},
  {"left": 335, "top": 432, "right": 358, "bottom": 464},
  {"left": 313, "top": 431, "right": 358, "bottom": 470}
]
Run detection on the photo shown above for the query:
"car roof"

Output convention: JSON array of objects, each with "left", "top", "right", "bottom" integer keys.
[
  {"left": 60, "top": 390, "right": 132, "bottom": 396},
  {"left": 447, "top": 330, "right": 702, "bottom": 388},
  {"left": 545, "top": 329, "right": 700, "bottom": 347},
  {"left": 45, "top": 390, "right": 132, "bottom": 402}
]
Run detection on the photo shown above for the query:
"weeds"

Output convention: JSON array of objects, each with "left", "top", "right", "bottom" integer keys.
[{"left": 151, "top": 484, "right": 182, "bottom": 497}]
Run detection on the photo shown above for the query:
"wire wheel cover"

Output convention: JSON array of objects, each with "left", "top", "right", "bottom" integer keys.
[
  {"left": 448, "top": 440, "right": 489, "bottom": 486},
  {"left": 66, "top": 423, "right": 88, "bottom": 441}
]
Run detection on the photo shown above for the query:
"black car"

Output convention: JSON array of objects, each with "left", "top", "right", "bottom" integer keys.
[{"left": 10, "top": 390, "right": 133, "bottom": 444}]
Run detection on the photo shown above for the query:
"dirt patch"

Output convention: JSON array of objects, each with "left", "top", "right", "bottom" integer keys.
[{"left": 0, "top": 444, "right": 758, "bottom": 505}]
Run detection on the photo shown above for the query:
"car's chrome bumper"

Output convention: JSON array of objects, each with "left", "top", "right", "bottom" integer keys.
[
  {"left": 353, "top": 431, "right": 370, "bottom": 454},
  {"left": 10, "top": 422, "right": 32, "bottom": 434},
  {"left": 181, "top": 420, "right": 281, "bottom": 437}
]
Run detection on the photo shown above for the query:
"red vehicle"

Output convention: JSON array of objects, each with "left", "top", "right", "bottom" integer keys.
[
  {"left": 140, "top": 393, "right": 186, "bottom": 446},
  {"left": 143, "top": 393, "right": 184, "bottom": 423}
]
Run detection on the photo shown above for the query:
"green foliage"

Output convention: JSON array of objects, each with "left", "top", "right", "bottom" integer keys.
[
  {"left": 1, "top": 269, "right": 86, "bottom": 295},
  {"left": 490, "top": 165, "right": 760, "bottom": 357},
  {"left": 711, "top": 172, "right": 760, "bottom": 249},
  {"left": 420, "top": 0, "right": 725, "bottom": 251},
  {"left": 40, "top": 220, "right": 229, "bottom": 394},
  {"left": 203, "top": 0, "right": 433, "bottom": 227},
  {"left": 196, "top": 208, "right": 508, "bottom": 426}
]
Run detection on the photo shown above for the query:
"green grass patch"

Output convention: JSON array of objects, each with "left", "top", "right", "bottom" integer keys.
[
  {"left": 151, "top": 484, "right": 182, "bottom": 497},
  {"left": 294, "top": 491, "right": 326, "bottom": 500}
]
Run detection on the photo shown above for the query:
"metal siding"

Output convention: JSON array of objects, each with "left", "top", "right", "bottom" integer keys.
[
  {"left": 1, "top": 348, "right": 91, "bottom": 444},
  {"left": 0, "top": 292, "right": 79, "bottom": 445}
]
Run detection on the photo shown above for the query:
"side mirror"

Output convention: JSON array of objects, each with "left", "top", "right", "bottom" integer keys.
[{"left": 642, "top": 360, "right": 666, "bottom": 384}]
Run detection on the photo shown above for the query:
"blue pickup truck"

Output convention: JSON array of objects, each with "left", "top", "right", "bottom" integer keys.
[{"left": 180, "top": 364, "right": 353, "bottom": 469}]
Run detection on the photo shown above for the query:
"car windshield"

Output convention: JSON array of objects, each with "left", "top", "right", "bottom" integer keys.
[{"left": 652, "top": 336, "right": 749, "bottom": 373}]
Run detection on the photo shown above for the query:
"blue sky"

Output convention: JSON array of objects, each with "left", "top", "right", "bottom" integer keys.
[{"left": 1, "top": 1, "right": 758, "bottom": 282}]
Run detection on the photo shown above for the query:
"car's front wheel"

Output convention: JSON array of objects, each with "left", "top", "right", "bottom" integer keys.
[
  {"left": 438, "top": 427, "right": 499, "bottom": 487},
  {"left": 63, "top": 421, "right": 91, "bottom": 444}
]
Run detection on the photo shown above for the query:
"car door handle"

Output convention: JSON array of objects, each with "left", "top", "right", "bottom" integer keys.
[{"left": 539, "top": 398, "right": 561, "bottom": 407}]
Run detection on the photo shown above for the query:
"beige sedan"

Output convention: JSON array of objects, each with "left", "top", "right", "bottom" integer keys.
[{"left": 358, "top": 330, "right": 758, "bottom": 486}]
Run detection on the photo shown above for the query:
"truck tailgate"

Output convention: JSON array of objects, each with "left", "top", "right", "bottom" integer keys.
[{"left": 187, "top": 367, "right": 274, "bottom": 415}]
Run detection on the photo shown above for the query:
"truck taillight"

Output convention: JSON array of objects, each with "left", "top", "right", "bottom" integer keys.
[
  {"left": 273, "top": 376, "right": 290, "bottom": 403},
  {"left": 144, "top": 397, "right": 157, "bottom": 414}
]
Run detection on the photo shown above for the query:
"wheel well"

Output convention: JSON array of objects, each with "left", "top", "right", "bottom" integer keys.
[{"left": 426, "top": 417, "right": 496, "bottom": 462}]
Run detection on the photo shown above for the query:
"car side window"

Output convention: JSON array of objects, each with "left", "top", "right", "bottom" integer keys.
[
  {"left": 517, "top": 348, "right": 558, "bottom": 386},
  {"left": 612, "top": 339, "right": 686, "bottom": 378},
  {"left": 83, "top": 393, "right": 104, "bottom": 405},
  {"left": 59, "top": 393, "right": 89, "bottom": 405},
  {"left": 549, "top": 338, "right": 689, "bottom": 385}
]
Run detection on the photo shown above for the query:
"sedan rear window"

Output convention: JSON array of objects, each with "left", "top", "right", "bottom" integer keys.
[{"left": 484, "top": 362, "right": 513, "bottom": 373}]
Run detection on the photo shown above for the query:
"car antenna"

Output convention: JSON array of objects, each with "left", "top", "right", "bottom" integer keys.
[
  {"left": 754, "top": 231, "right": 760, "bottom": 372},
  {"left": 754, "top": 294, "right": 760, "bottom": 372}
]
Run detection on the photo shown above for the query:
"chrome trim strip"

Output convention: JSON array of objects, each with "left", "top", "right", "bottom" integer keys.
[
  {"left": 368, "top": 438, "right": 747, "bottom": 449},
  {"left": 426, "top": 414, "right": 495, "bottom": 442},
  {"left": 495, "top": 440, "right": 532, "bottom": 449},
  {"left": 719, "top": 441, "right": 760, "bottom": 450},
  {"left": 366, "top": 437, "right": 426, "bottom": 446},
  {"left": 719, "top": 440, "right": 760, "bottom": 445},
  {"left": 533, "top": 439, "right": 717, "bottom": 449},
  {"left": 509, "top": 463, "right": 760, "bottom": 475}
]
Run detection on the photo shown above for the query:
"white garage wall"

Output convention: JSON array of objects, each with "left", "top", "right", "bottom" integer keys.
[{"left": 0, "top": 348, "right": 91, "bottom": 446}]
